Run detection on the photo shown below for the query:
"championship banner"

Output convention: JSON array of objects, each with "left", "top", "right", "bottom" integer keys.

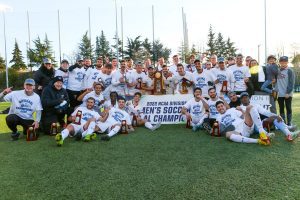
[
  {"left": 140, "top": 94, "right": 271, "bottom": 124},
  {"left": 140, "top": 94, "right": 193, "bottom": 124}
]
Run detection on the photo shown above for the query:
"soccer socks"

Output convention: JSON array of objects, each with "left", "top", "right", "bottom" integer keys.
[
  {"left": 273, "top": 119, "right": 290, "bottom": 136},
  {"left": 107, "top": 126, "right": 121, "bottom": 137},
  {"left": 145, "top": 122, "right": 154, "bottom": 130},
  {"left": 229, "top": 134, "right": 258, "bottom": 144},
  {"left": 61, "top": 129, "right": 69, "bottom": 140},
  {"left": 82, "top": 121, "right": 96, "bottom": 137},
  {"left": 249, "top": 108, "right": 264, "bottom": 131}
]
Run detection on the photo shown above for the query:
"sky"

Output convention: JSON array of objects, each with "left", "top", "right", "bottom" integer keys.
[{"left": 0, "top": 0, "right": 300, "bottom": 65}]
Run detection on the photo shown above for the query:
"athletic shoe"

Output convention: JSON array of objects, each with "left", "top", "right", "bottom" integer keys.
[
  {"left": 151, "top": 122, "right": 161, "bottom": 131},
  {"left": 288, "top": 125, "right": 297, "bottom": 132},
  {"left": 286, "top": 130, "right": 300, "bottom": 142},
  {"left": 267, "top": 132, "right": 275, "bottom": 140},
  {"left": 0, "top": 107, "right": 10, "bottom": 114},
  {"left": 74, "top": 133, "right": 82, "bottom": 141},
  {"left": 202, "top": 121, "right": 211, "bottom": 133},
  {"left": 90, "top": 133, "right": 97, "bottom": 140},
  {"left": 11, "top": 132, "right": 20, "bottom": 141},
  {"left": 101, "top": 135, "right": 110, "bottom": 141},
  {"left": 55, "top": 133, "right": 63, "bottom": 146},
  {"left": 83, "top": 134, "right": 91, "bottom": 142},
  {"left": 258, "top": 138, "right": 271, "bottom": 146},
  {"left": 259, "top": 132, "right": 269, "bottom": 140},
  {"left": 192, "top": 124, "right": 201, "bottom": 132}
]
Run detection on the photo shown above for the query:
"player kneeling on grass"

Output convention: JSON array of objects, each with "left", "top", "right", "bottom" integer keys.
[
  {"left": 126, "top": 92, "right": 161, "bottom": 131},
  {"left": 181, "top": 87, "right": 209, "bottom": 131},
  {"left": 239, "top": 92, "right": 300, "bottom": 141},
  {"left": 94, "top": 97, "right": 134, "bottom": 141},
  {"left": 55, "top": 97, "right": 101, "bottom": 146},
  {"left": 215, "top": 101, "right": 271, "bottom": 145}
]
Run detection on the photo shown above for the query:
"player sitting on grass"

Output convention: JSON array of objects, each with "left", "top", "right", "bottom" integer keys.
[
  {"left": 55, "top": 97, "right": 101, "bottom": 146},
  {"left": 125, "top": 92, "right": 161, "bottom": 131},
  {"left": 239, "top": 92, "right": 300, "bottom": 141},
  {"left": 93, "top": 97, "right": 134, "bottom": 141},
  {"left": 181, "top": 87, "right": 209, "bottom": 131},
  {"left": 215, "top": 101, "right": 271, "bottom": 145}
]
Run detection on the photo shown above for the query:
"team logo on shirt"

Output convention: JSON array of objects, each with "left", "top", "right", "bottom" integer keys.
[
  {"left": 192, "top": 105, "right": 201, "bottom": 116},
  {"left": 75, "top": 72, "right": 84, "bottom": 82},
  {"left": 112, "top": 111, "right": 125, "bottom": 122},
  {"left": 82, "top": 112, "right": 95, "bottom": 121},
  {"left": 209, "top": 105, "right": 218, "bottom": 116},
  {"left": 16, "top": 99, "right": 33, "bottom": 113},
  {"left": 221, "top": 114, "right": 235, "bottom": 127},
  {"left": 105, "top": 78, "right": 112, "bottom": 87},
  {"left": 233, "top": 70, "right": 243, "bottom": 81},
  {"left": 195, "top": 77, "right": 206, "bottom": 88},
  {"left": 217, "top": 74, "right": 227, "bottom": 83},
  {"left": 92, "top": 72, "right": 99, "bottom": 80}
]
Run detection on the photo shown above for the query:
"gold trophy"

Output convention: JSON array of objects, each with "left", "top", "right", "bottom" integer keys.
[
  {"left": 153, "top": 71, "right": 165, "bottom": 95},
  {"left": 180, "top": 78, "right": 189, "bottom": 94}
]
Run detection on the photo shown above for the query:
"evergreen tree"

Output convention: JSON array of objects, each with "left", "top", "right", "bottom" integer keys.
[
  {"left": 78, "top": 31, "right": 94, "bottom": 60},
  {"left": 95, "top": 30, "right": 111, "bottom": 59},
  {"left": 153, "top": 40, "right": 171, "bottom": 63},
  {"left": 125, "top": 36, "right": 143, "bottom": 61},
  {"left": 27, "top": 34, "right": 56, "bottom": 67},
  {"left": 224, "top": 37, "right": 237, "bottom": 58},
  {"left": 142, "top": 38, "right": 152, "bottom": 60},
  {"left": 215, "top": 32, "right": 226, "bottom": 58},
  {"left": 0, "top": 55, "right": 5, "bottom": 72},
  {"left": 206, "top": 25, "right": 217, "bottom": 57},
  {"left": 10, "top": 40, "right": 27, "bottom": 70},
  {"left": 111, "top": 36, "right": 123, "bottom": 59}
]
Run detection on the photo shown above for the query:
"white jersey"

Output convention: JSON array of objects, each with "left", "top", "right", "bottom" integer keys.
[
  {"left": 81, "top": 91, "right": 105, "bottom": 111},
  {"left": 111, "top": 70, "right": 131, "bottom": 96},
  {"left": 185, "top": 64, "right": 196, "bottom": 73},
  {"left": 163, "top": 74, "right": 176, "bottom": 94},
  {"left": 71, "top": 106, "right": 100, "bottom": 125},
  {"left": 127, "top": 70, "right": 148, "bottom": 95},
  {"left": 216, "top": 108, "right": 243, "bottom": 132},
  {"left": 125, "top": 100, "right": 144, "bottom": 119},
  {"left": 192, "top": 70, "right": 214, "bottom": 97},
  {"left": 83, "top": 67, "right": 103, "bottom": 89},
  {"left": 3, "top": 90, "right": 43, "bottom": 120},
  {"left": 168, "top": 64, "right": 178, "bottom": 75},
  {"left": 67, "top": 67, "right": 85, "bottom": 91},
  {"left": 183, "top": 98, "right": 206, "bottom": 120},
  {"left": 55, "top": 68, "right": 69, "bottom": 89},
  {"left": 207, "top": 98, "right": 223, "bottom": 119},
  {"left": 95, "top": 72, "right": 113, "bottom": 99},
  {"left": 229, "top": 65, "right": 251, "bottom": 92},
  {"left": 211, "top": 68, "right": 235, "bottom": 94},
  {"left": 173, "top": 71, "right": 193, "bottom": 94},
  {"left": 103, "top": 100, "right": 118, "bottom": 110},
  {"left": 240, "top": 104, "right": 276, "bottom": 118},
  {"left": 106, "top": 107, "right": 131, "bottom": 125}
]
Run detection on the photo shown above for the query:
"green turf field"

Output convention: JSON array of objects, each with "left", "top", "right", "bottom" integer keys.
[{"left": 0, "top": 96, "right": 300, "bottom": 200}]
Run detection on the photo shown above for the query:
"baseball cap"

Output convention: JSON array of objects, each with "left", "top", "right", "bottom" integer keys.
[
  {"left": 279, "top": 56, "right": 288, "bottom": 62},
  {"left": 147, "top": 65, "right": 154, "bottom": 69},
  {"left": 24, "top": 78, "right": 35, "bottom": 86},
  {"left": 76, "top": 56, "right": 83, "bottom": 62},
  {"left": 53, "top": 76, "right": 63, "bottom": 83},
  {"left": 240, "top": 92, "right": 249, "bottom": 98},
  {"left": 43, "top": 58, "right": 52, "bottom": 64},
  {"left": 61, "top": 59, "right": 69, "bottom": 64},
  {"left": 218, "top": 57, "right": 225, "bottom": 63}
]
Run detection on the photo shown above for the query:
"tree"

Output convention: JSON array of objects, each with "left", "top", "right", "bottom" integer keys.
[
  {"left": 78, "top": 31, "right": 94, "bottom": 60},
  {"left": 153, "top": 40, "right": 171, "bottom": 63},
  {"left": 142, "top": 38, "right": 152, "bottom": 60},
  {"left": 206, "top": 25, "right": 217, "bottom": 57},
  {"left": 10, "top": 40, "right": 27, "bottom": 70},
  {"left": 95, "top": 30, "right": 111, "bottom": 59},
  {"left": 292, "top": 54, "right": 300, "bottom": 67},
  {"left": 224, "top": 37, "right": 237, "bottom": 58},
  {"left": 125, "top": 36, "right": 143, "bottom": 61},
  {"left": 0, "top": 55, "right": 6, "bottom": 72},
  {"left": 27, "top": 34, "right": 56, "bottom": 68},
  {"left": 215, "top": 32, "right": 226, "bottom": 58}
]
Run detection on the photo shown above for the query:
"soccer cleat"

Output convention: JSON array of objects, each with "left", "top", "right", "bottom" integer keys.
[
  {"left": 192, "top": 124, "right": 201, "bottom": 132},
  {"left": 259, "top": 132, "right": 269, "bottom": 140},
  {"left": 11, "top": 132, "right": 20, "bottom": 141},
  {"left": 90, "top": 133, "right": 97, "bottom": 140},
  {"left": 288, "top": 125, "right": 297, "bottom": 132},
  {"left": 202, "top": 121, "right": 212, "bottom": 133},
  {"left": 267, "top": 132, "right": 275, "bottom": 140},
  {"left": 101, "top": 135, "right": 110, "bottom": 141},
  {"left": 83, "top": 134, "right": 91, "bottom": 142},
  {"left": 151, "top": 122, "right": 161, "bottom": 131},
  {"left": 286, "top": 130, "right": 300, "bottom": 142},
  {"left": 74, "top": 133, "right": 82, "bottom": 141},
  {"left": 258, "top": 138, "right": 271, "bottom": 146},
  {"left": 55, "top": 133, "right": 63, "bottom": 146}
]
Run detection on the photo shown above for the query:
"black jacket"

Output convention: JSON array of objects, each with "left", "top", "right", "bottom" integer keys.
[
  {"left": 34, "top": 65, "right": 55, "bottom": 95},
  {"left": 41, "top": 84, "right": 69, "bottom": 117}
]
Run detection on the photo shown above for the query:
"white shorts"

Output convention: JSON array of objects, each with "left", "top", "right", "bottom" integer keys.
[
  {"left": 96, "top": 120, "right": 120, "bottom": 133},
  {"left": 236, "top": 123, "right": 255, "bottom": 137}
]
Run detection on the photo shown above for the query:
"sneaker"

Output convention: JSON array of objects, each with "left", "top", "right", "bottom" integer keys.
[
  {"left": 286, "top": 130, "right": 300, "bottom": 141},
  {"left": 151, "top": 122, "right": 161, "bottom": 131},
  {"left": 202, "top": 121, "right": 211, "bottom": 133},
  {"left": 192, "top": 124, "right": 201, "bottom": 132},
  {"left": 90, "top": 133, "right": 97, "bottom": 140},
  {"left": 83, "top": 134, "right": 91, "bottom": 142},
  {"left": 101, "top": 134, "right": 110, "bottom": 141},
  {"left": 74, "top": 133, "right": 82, "bottom": 141},
  {"left": 258, "top": 138, "right": 271, "bottom": 146},
  {"left": 0, "top": 107, "right": 10, "bottom": 114},
  {"left": 267, "top": 132, "right": 276, "bottom": 140},
  {"left": 259, "top": 132, "right": 269, "bottom": 140},
  {"left": 55, "top": 133, "right": 63, "bottom": 146},
  {"left": 288, "top": 125, "right": 297, "bottom": 132},
  {"left": 11, "top": 132, "right": 20, "bottom": 141}
]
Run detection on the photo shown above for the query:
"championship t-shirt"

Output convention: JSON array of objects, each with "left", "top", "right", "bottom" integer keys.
[
  {"left": 183, "top": 98, "right": 205, "bottom": 120},
  {"left": 229, "top": 65, "right": 251, "bottom": 92},
  {"left": 216, "top": 108, "right": 243, "bottom": 132},
  {"left": 71, "top": 106, "right": 100, "bottom": 125},
  {"left": 4, "top": 90, "right": 43, "bottom": 120}
]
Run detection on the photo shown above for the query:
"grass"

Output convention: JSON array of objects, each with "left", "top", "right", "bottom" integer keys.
[{"left": 1, "top": 95, "right": 300, "bottom": 200}]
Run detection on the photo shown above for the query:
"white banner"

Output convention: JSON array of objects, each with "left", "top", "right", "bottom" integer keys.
[
  {"left": 140, "top": 94, "right": 193, "bottom": 124},
  {"left": 140, "top": 94, "right": 271, "bottom": 124}
]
